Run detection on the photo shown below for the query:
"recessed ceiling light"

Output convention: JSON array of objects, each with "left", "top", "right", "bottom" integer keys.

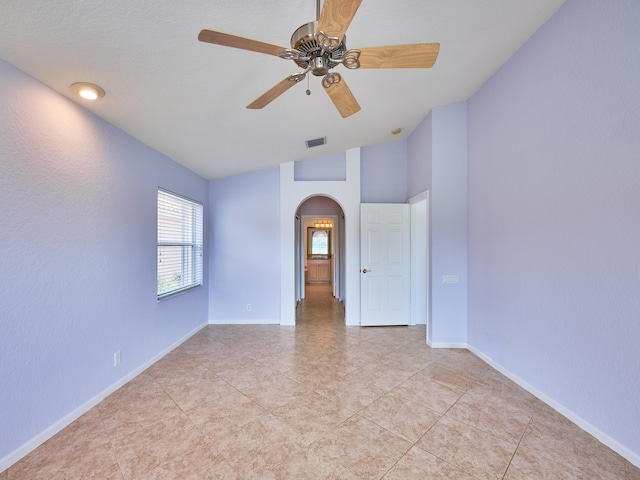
[
  {"left": 391, "top": 128, "right": 402, "bottom": 135},
  {"left": 70, "top": 82, "right": 105, "bottom": 100}
]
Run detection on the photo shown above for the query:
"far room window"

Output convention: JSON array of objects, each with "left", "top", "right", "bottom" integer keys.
[
  {"left": 311, "top": 230, "right": 329, "bottom": 255},
  {"left": 157, "top": 189, "right": 203, "bottom": 299}
]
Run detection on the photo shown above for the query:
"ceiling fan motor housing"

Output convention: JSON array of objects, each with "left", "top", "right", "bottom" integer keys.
[{"left": 290, "top": 21, "right": 347, "bottom": 76}]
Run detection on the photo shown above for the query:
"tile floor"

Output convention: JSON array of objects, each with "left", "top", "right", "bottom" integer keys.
[{"left": 4, "top": 285, "right": 638, "bottom": 479}]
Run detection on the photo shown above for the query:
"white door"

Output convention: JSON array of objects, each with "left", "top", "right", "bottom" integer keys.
[{"left": 360, "top": 203, "right": 411, "bottom": 326}]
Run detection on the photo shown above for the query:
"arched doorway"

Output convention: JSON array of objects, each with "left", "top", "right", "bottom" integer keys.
[{"left": 279, "top": 151, "right": 361, "bottom": 326}]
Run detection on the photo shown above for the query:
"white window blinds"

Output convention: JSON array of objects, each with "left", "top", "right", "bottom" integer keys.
[{"left": 157, "top": 189, "right": 203, "bottom": 299}]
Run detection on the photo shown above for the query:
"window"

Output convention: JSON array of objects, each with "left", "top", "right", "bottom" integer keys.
[
  {"left": 157, "top": 189, "right": 203, "bottom": 299},
  {"left": 311, "top": 230, "right": 329, "bottom": 254},
  {"left": 307, "top": 228, "right": 331, "bottom": 256}
]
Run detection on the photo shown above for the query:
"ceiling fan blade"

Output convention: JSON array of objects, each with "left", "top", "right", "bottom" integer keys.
[
  {"left": 316, "top": 0, "right": 362, "bottom": 45},
  {"left": 357, "top": 43, "right": 440, "bottom": 69},
  {"left": 246, "top": 76, "right": 301, "bottom": 109},
  {"left": 324, "top": 78, "right": 361, "bottom": 118},
  {"left": 198, "top": 29, "right": 286, "bottom": 57}
]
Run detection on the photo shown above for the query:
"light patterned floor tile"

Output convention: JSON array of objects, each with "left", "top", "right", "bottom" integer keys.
[
  {"left": 132, "top": 443, "right": 241, "bottom": 480},
  {"left": 257, "top": 444, "right": 360, "bottom": 480},
  {"left": 214, "top": 413, "right": 307, "bottom": 480},
  {"left": 359, "top": 392, "right": 441, "bottom": 443},
  {"left": 4, "top": 285, "right": 639, "bottom": 480},
  {"left": 315, "top": 374, "right": 388, "bottom": 412},
  {"left": 187, "top": 390, "right": 267, "bottom": 443},
  {"left": 383, "top": 446, "right": 477, "bottom": 480},
  {"left": 8, "top": 408, "right": 122, "bottom": 480},
  {"left": 155, "top": 366, "right": 236, "bottom": 411},
  {"left": 445, "top": 387, "right": 532, "bottom": 443},
  {"left": 97, "top": 373, "right": 183, "bottom": 438},
  {"left": 353, "top": 361, "right": 418, "bottom": 391},
  {"left": 392, "top": 370, "right": 464, "bottom": 414},
  {"left": 271, "top": 391, "right": 356, "bottom": 445},
  {"left": 215, "top": 357, "right": 281, "bottom": 389},
  {"left": 417, "top": 415, "right": 516, "bottom": 480},
  {"left": 109, "top": 412, "right": 206, "bottom": 478},
  {"left": 517, "top": 419, "right": 633, "bottom": 480},
  {"left": 313, "top": 415, "right": 412, "bottom": 480},
  {"left": 419, "top": 360, "right": 480, "bottom": 392},
  {"left": 504, "top": 447, "right": 590, "bottom": 479},
  {"left": 239, "top": 372, "right": 312, "bottom": 411}
]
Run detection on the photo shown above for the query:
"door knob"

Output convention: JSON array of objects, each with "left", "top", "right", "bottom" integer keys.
[{"left": 362, "top": 268, "right": 371, "bottom": 273}]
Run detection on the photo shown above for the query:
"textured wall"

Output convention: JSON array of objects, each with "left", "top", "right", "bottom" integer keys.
[
  {"left": 467, "top": 0, "right": 640, "bottom": 458},
  {"left": 407, "top": 112, "right": 433, "bottom": 199},
  {"left": 208, "top": 168, "right": 281, "bottom": 323},
  {"left": 430, "top": 103, "right": 468, "bottom": 345},
  {"left": 407, "top": 105, "right": 468, "bottom": 345},
  {"left": 0, "top": 59, "right": 208, "bottom": 465},
  {"left": 360, "top": 140, "right": 408, "bottom": 203}
]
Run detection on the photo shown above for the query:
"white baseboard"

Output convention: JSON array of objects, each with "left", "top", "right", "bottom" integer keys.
[
  {"left": 428, "top": 341, "right": 468, "bottom": 349},
  {"left": 208, "top": 318, "right": 280, "bottom": 325},
  {"left": 467, "top": 344, "right": 640, "bottom": 469},
  {"left": 0, "top": 322, "right": 208, "bottom": 473}
]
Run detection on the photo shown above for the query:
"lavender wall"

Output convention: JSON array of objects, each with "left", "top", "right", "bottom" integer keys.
[
  {"left": 0, "top": 60, "right": 208, "bottom": 465},
  {"left": 361, "top": 140, "right": 408, "bottom": 203},
  {"left": 297, "top": 196, "right": 343, "bottom": 216},
  {"left": 407, "top": 105, "right": 468, "bottom": 345},
  {"left": 467, "top": 0, "right": 640, "bottom": 458},
  {"left": 407, "top": 112, "right": 433, "bottom": 199},
  {"left": 208, "top": 167, "right": 280, "bottom": 323},
  {"left": 429, "top": 103, "right": 468, "bottom": 345}
]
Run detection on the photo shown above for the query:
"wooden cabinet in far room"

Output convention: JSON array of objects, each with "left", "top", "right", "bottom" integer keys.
[{"left": 307, "top": 258, "right": 332, "bottom": 283}]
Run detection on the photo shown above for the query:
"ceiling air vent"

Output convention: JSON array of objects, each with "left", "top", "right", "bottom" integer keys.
[{"left": 305, "top": 136, "right": 326, "bottom": 148}]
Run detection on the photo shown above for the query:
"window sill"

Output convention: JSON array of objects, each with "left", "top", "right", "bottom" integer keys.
[{"left": 157, "top": 284, "right": 202, "bottom": 302}]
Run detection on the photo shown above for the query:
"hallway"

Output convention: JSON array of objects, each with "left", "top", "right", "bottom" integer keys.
[
  {"left": 296, "top": 283, "right": 345, "bottom": 327},
  {"left": 4, "top": 286, "right": 637, "bottom": 478}
]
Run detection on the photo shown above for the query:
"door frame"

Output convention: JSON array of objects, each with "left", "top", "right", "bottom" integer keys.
[
  {"left": 409, "top": 191, "right": 429, "bottom": 332},
  {"left": 298, "top": 214, "right": 341, "bottom": 300}
]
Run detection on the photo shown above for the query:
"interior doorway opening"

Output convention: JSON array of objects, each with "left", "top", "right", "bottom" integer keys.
[{"left": 295, "top": 195, "right": 345, "bottom": 322}]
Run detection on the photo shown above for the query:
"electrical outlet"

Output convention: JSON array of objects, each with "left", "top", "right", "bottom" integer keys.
[
  {"left": 114, "top": 351, "right": 121, "bottom": 367},
  {"left": 246, "top": 304, "right": 252, "bottom": 312}
]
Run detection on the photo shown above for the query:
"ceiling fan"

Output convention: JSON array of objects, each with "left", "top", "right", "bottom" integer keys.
[{"left": 198, "top": 0, "right": 440, "bottom": 118}]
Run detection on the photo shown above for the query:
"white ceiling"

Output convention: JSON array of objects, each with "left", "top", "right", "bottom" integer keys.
[{"left": 0, "top": 0, "right": 565, "bottom": 180}]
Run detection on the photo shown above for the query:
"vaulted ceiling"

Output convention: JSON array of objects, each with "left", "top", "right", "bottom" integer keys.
[{"left": 0, "top": 0, "right": 565, "bottom": 179}]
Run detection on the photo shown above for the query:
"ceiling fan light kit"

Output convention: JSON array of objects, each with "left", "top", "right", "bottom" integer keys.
[{"left": 198, "top": 0, "right": 439, "bottom": 118}]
